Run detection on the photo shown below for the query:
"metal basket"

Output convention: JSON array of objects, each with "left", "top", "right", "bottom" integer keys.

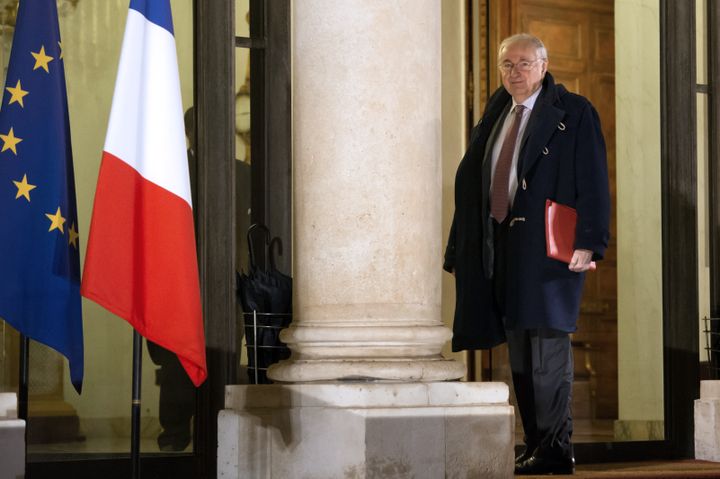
[
  {"left": 702, "top": 317, "right": 720, "bottom": 380},
  {"left": 243, "top": 311, "right": 291, "bottom": 384}
]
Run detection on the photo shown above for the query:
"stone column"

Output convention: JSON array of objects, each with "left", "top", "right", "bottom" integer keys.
[
  {"left": 219, "top": 4, "right": 515, "bottom": 476},
  {"left": 268, "top": 0, "right": 464, "bottom": 383}
]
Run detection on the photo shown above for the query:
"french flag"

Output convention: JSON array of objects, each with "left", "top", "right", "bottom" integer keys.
[{"left": 82, "top": 0, "right": 206, "bottom": 386}]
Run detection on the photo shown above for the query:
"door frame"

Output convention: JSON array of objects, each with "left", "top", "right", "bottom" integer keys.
[
  {"left": 575, "top": 0, "right": 700, "bottom": 461},
  {"left": 579, "top": 0, "right": 701, "bottom": 461},
  {"left": 707, "top": 0, "right": 720, "bottom": 382},
  {"left": 658, "top": 0, "right": 698, "bottom": 460}
]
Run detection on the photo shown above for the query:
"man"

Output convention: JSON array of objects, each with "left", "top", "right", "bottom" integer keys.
[{"left": 444, "top": 33, "right": 609, "bottom": 475}]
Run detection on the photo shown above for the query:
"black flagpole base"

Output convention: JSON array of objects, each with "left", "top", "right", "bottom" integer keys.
[
  {"left": 131, "top": 330, "right": 143, "bottom": 479},
  {"left": 18, "top": 334, "right": 29, "bottom": 421}
]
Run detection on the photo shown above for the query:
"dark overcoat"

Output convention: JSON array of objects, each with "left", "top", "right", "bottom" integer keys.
[{"left": 444, "top": 72, "right": 610, "bottom": 351}]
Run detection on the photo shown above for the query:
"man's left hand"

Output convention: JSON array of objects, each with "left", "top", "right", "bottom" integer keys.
[{"left": 569, "top": 249, "right": 594, "bottom": 272}]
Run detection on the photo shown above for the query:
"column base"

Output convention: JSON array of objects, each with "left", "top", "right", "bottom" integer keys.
[
  {"left": 268, "top": 357, "right": 466, "bottom": 383},
  {"left": 218, "top": 382, "right": 515, "bottom": 478}
]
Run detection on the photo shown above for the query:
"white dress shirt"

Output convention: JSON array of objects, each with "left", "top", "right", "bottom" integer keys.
[{"left": 489, "top": 87, "right": 542, "bottom": 211}]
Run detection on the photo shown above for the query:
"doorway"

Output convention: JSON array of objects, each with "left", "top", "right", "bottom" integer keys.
[{"left": 471, "top": 0, "right": 672, "bottom": 452}]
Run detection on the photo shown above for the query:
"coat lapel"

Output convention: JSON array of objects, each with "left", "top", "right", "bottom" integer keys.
[
  {"left": 518, "top": 105, "right": 564, "bottom": 178},
  {"left": 519, "top": 74, "right": 566, "bottom": 179},
  {"left": 468, "top": 90, "right": 510, "bottom": 188}
]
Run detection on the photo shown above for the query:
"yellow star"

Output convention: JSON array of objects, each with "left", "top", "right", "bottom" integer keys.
[
  {"left": 58, "top": 41, "right": 63, "bottom": 59},
  {"left": 45, "top": 207, "right": 66, "bottom": 233},
  {"left": 68, "top": 222, "right": 79, "bottom": 248},
  {"left": 13, "top": 174, "right": 36, "bottom": 201},
  {"left": 5, "top": 79, "right": 29, "bottom": 108},
  {"left": 0, "top": 127, "right": 22, "bottom": 155},
  {"left": 31, "top": 45, "right": 53, "bottom": 73}
]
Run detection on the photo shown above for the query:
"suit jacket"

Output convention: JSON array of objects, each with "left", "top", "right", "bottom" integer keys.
[{"left": 444, "top": 72, "right": 610, "bottom": 351}]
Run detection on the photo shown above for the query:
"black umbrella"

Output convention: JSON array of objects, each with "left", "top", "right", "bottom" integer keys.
[{"left": 237, "top": 224, "right": 292, "bottom": 383}]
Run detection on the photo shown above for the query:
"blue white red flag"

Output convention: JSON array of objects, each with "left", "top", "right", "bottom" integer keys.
[
  {"left": 82, "top": 0, "right": 206, "bottom": 386},
  {"left": 0, "top": 0, "right": 84, "bottom": 393}
]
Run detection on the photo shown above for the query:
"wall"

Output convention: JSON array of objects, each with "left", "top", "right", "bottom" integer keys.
[
  {"left": 615, "top": 0, "right": 664, "bottom": 435},
  {"left": 440, "top": 0, "right": 467, "bottom": 366}
]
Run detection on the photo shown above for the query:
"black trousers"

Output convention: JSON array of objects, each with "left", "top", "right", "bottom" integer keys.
[
  {"left": 493, "top": 218, "right": 574, "bottom": 459},
  {"left": 147, "top": 341, "right": 195, "bottom": 450},
  {"left": 506, "top": 329, "right": 573, "bottom": 458}
]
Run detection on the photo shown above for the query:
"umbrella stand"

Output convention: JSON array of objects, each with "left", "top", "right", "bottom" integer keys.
[
  {"left": 244, "top": 312, "right": 292, "bottom": 384},
  {"left": 238, "top": 223, "right": 293, "bottom": 384}
]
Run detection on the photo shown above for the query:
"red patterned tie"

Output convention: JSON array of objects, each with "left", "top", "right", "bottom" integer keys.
[{"left": 491, "top": 105, "right": 525, "bottom": 223}]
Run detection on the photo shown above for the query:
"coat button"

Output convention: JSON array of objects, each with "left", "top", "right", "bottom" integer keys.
[
  {"left": 522, "top": 178, "right": 527, "bottom": 190},
  {"left": 543, "top": 147, "right": 549, "bottom": 155},
  {"left": 558, "top": 122, "right": 566, "bottom": 131}
]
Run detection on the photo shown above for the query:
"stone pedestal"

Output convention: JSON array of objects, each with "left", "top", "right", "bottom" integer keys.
[
  {"left": 695, "top": 380, "right": 720, "bottom": 461},
  {"left": 0, "top": 393, "right": 25, "bottom": 479},
  {"left": 218, "top": 383, "right": 514, "bottom": 478}
]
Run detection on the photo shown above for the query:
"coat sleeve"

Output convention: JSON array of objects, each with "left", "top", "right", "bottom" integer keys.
[
  {"left": 573, "top": 102, "right": 610, "bottom": 260},
  {"left": 443, "top": 212, "right": 457, "bottom": 273},
  {"left": 443, "top": 114, "right": 485, "bottom": 274}
]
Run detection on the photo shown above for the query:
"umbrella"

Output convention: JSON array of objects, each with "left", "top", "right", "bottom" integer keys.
[{"left": 237, "top": 224, "right": 292, "bottom": 383}]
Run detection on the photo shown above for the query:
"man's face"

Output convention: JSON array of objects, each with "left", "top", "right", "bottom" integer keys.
[{"left": 498, "top": 43, "right": 547, "bottom": 103}]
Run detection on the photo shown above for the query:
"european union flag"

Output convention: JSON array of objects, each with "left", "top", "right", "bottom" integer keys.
[{"left": 0, "top": 0, "right": 83, "bottom": 392}]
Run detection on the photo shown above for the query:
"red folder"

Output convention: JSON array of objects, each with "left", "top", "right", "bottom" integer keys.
[{"left": 545, "top": 199, "right": 596, "bottom": 270}]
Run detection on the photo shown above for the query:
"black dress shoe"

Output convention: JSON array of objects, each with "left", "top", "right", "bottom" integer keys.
[
  {"left": 515, "top": 445, "right": 537, "bottom": 465},
  {"left": 514, "top": 453, "right": 575, "bottom": 475}
]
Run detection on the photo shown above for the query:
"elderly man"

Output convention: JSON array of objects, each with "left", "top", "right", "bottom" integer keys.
[{"left": 444, "top": 33, "right": 610, "bottom": 475}]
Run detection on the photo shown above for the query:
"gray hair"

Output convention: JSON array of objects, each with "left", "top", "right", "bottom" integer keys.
[{"left": 498, "top": 33, "right": 548, "bottom": 60}]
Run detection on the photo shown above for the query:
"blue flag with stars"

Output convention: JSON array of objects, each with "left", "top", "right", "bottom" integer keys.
[{"left": 0, "top": 0, "right": 83, "bottom": 393}]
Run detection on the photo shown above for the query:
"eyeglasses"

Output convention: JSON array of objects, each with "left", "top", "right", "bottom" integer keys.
[{"left": 498, "top": 59, "right": 544, "bottom": 74}]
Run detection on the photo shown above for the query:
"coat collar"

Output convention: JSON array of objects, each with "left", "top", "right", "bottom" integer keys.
[{"left": 478, "top": 73, "right": 567, "bottom": 177}]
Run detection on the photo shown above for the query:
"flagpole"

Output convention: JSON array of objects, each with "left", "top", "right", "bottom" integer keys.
[
  {"left": 131, "top": 331, "right": 142, "bottom": 479},
  {"left": 18, "top": 334, "right": 29, "bottom": 421}
]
